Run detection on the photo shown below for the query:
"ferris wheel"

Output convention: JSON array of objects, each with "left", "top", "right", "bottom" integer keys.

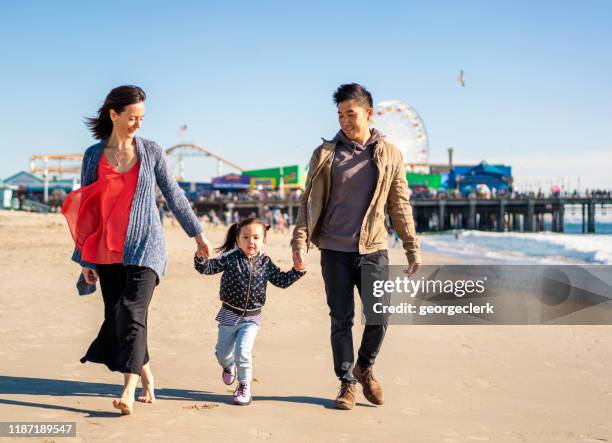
[{"left": 371, "top": 100, "right": 429, "bottom": 165}]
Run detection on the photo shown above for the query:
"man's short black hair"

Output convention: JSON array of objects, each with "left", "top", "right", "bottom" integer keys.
[{"left": 333, "top": 83, "right": 373, "bottom": 108}]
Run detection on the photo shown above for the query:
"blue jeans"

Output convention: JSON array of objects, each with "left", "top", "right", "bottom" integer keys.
[{"left": 215, "top": 321, "right": 260, "bottom": 383}]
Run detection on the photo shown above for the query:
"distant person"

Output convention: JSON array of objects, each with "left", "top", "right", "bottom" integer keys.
[
  {"left": 62, "top": 85, "right": 212, "bottom": 415},
  {"left": 208, "top": 209, "right": 220, "bottom": 226},
  {"left": 223, "top": 208, "right": 232, "bottom": 226},
  {"left": 194, "top": 217, "right": 305, "bottom": 405},
  {"left": 157, "top": 200, "right": 166, "bottom": 225},
  {"left": 291, "top": 83, "right": 421, "bottom": 410},
  {"left": 277, "top": 211, "right": 286, "bottom": 233},
  {"left": 392, "top": 228, "right": 400, "bottom": 247}
]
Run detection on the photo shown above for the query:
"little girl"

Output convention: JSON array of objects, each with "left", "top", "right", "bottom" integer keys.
[{"left": 194, "top": 217, "right": 306, "bottom": 405}]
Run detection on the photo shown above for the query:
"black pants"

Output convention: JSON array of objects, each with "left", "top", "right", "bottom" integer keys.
[
  {"left": 321, "top": 249, "right": 389, "bottom": 383},
  {"left": 80, "top": 264, "right": 158, "bottom": 374}
]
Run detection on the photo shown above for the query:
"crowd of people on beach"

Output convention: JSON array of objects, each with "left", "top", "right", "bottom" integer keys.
[
  {"left": 158, "top": 198, "right": 292, "bottom": 234},
  {"left": 9, "top": 175, "right": 612, "bottom": 217}
]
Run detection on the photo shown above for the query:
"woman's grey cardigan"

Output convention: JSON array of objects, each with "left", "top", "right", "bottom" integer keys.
[{"left": 72, "top": 136, "right": 202, "bottom": 294}]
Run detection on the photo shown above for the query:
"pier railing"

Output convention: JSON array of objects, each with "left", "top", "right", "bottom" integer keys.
[{"left": 192, "top": 197, "right": 611, "bottom": 234}]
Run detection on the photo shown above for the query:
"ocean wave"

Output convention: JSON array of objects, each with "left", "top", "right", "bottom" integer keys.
[{"left": 419, "top": 230, "right": 612, "bottom": 265}]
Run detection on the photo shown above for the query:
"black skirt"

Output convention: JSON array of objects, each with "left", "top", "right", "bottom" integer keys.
[{"left": 80, "top": 264, "right": 158, "bottom": 374}]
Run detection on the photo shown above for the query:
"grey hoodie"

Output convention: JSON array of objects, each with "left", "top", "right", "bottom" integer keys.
[{"left": 317, "top": 128, "right": 384, "bottom": 252}]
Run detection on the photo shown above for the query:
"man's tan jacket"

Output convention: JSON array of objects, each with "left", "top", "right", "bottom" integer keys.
[{"left": 291, "top": 139, "right": 422, "bottom": 264}]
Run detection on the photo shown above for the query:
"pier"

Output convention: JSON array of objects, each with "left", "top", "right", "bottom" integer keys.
[
  {"left": 193, "top": 197, "right": 612, "bottom": 234},
  {"left": 409, "top": 197, "right": 610, "bottom": 233}
]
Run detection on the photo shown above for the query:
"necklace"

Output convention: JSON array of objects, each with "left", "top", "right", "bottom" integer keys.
[
  {"left": 108, "top": 146, "right": 133, "bottom": 170},
  {"left": 112, "top": 149, "right": 124, "bottom": 168}
]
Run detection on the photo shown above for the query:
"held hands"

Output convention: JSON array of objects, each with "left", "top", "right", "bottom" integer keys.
[
  {"left": 82, "top": 266, "right": 99, "bottom": 285},
  {"left": 292, "top": 249, "right": 307, "bottom": 272},
  {"left": 195, "top": 233, "right": 212, "bottom": 259}
]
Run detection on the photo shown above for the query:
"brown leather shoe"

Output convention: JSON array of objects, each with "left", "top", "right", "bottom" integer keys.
[
  {"left": 334, "top": 382, "right": 356, "bottom": 410},
  {"left": 353, "top": 365, "right": 384, "bottom": 405}
]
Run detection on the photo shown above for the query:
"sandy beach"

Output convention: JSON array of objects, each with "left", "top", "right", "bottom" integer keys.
[{"left": 1, "top": 210, "right": 611, "bottom": 442}]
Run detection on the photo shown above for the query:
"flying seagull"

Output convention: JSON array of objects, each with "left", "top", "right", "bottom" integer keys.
[{"left": 458, "top": 70, "right": 466, "bottom": 87}]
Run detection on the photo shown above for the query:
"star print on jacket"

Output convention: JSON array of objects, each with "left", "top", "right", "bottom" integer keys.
[{"left": 194, "top": 248, "right": 306, "bottom": 314}]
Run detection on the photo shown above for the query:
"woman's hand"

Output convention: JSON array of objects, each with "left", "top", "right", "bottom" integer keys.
[
  {"left": 194, "top": 233, "right": 212, "bottom": 259},
  {"left": 82, "top": 266, "right": 99, "bottom": 285}
]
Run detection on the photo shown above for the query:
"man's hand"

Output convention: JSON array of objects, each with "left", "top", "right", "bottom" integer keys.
[
  {"left": 195, "top": 233, "right": 212, "bottom": 259},
  {"left": 405, "top": 258, "right": 421, "bottom": 277},
  {"left": 82, "top": 266, "right": 99, "bottom": 285},
  {"left": 292, "top": 249, "right": 306, "bottom": 272}
]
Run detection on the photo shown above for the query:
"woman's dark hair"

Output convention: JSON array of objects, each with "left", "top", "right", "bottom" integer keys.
[
  {"left": 216, "top": 217, "right": 271, "bottom": 254},
  {"left": 333, "top": 83, "right": 373, "bottom": 108},
  {"left": 85, "top": 85, "right": 146, "bottom": 140}
]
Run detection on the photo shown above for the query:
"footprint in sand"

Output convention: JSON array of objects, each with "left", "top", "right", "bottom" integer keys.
[
  {"left": 460, "top": 344, "right": 473, "bottom": 355},
  {"left": 468, "top": 436, "right": 491, "bottom": 441},
  {"left": 249, "top": 429, "right": 272, "bottom": 440},
  {"left": 425, "top": 394, "right": 443, "bottom": 403},
  {"left": 474, "top": 378, "right": 491, "bottom": 387},
  {"left": 401, "top": 407, "right": 421, "bottom": 416},
  {"left": 440, "top": 429, "right": 461, "bottom": 438},
  {"left": 183, "top": 403, "right": 219, "bottom": 410},
  {"left": 577, "top": 437, "right": 608, "bottom": 442},
  {"left": 395, "top": 376, "right": 411, "bottom": 386},
  {"left": 440, "top": 429, "right": 462, "bottom": 442}
]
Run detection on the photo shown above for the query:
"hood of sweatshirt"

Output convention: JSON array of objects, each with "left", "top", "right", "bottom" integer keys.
[{"left": 328, "top": 128, "right": 385, "bottom": 155}]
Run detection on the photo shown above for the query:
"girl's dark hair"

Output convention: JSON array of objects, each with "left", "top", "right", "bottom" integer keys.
[
  {"left": 85, "top": 85, "right": 146, "bottom": 140},
  {"left": 216, "top": 217, "right": 271, "bottom": 254}
]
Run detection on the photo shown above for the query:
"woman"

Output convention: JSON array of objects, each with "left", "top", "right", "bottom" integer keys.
[{"left": 63, "top": 85, "right": 211, "bottom": 415}]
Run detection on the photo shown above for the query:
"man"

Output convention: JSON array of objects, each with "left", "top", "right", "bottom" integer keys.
[{"left": 291, "top": 83, "right": 421, "bottom": 410}]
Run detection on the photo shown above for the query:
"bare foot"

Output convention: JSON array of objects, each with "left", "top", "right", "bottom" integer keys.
[
  {"left": 113, "top": 395, "right": 134, "bottom": 415},
  {"left": 137, "top": 376, "right": 156, "bottom": 404}
]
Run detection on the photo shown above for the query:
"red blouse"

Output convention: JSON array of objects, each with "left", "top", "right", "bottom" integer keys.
[{"left": 63, "top": 154, "right": 140, "bottom": 264}]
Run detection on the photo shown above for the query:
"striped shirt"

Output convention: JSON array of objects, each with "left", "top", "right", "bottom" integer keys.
[{"left": 215, "top": 306, "right": 262, "bottom": 326}]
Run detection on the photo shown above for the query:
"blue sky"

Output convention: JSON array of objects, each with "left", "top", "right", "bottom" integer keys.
[{"left": 1, "top": 0, "right": 611, "bottom": 189}]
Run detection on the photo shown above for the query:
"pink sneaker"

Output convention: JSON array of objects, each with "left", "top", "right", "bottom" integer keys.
[
  {"left": 233, "top": 383, "right": 251, "bottom": 405},
  {"left": 222, "top": 366, "right": 235, "bottom": 385}
]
